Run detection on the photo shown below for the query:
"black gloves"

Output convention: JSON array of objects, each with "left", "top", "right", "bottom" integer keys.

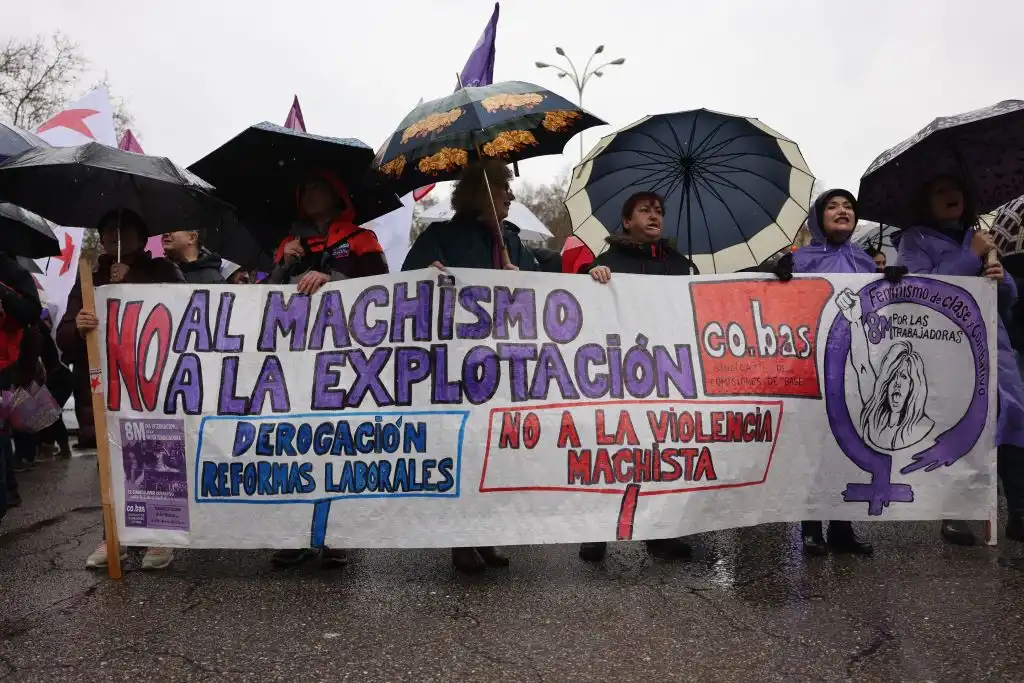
[
  {"left": 773, "top": 253, "right": 794, "bottom": 282},
  {"left": 883, "top": 265, "right": 908, "bottom": 283}
]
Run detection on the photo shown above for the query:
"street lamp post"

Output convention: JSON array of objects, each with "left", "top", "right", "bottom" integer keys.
[{"left": 536, "top": 46, "right": 625, "bottom": 161}]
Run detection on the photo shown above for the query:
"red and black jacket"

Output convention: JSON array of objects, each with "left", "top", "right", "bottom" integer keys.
[{"left": 270, "top": 170, "right": 388, "bottom": 281}]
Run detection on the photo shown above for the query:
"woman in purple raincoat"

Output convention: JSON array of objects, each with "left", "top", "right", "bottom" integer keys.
[
  {"left": 897, "top": 176, "right": 1024, "bottom": 545},
  {"left": 775, "top": 189, "right": 886, "bottom": 557}
]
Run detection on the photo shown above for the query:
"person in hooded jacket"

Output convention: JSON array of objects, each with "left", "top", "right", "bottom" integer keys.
[
  {"left": 584, "top": 191, "right": 698, "bottom": 282},
  {"left": 403, "top": 159, "right": 527, "bottom": 574},
  {"left": 578, "top": 191, "right": 697, "bottom": 563},
  {"left": 56, "top": 209, "right": 184, "bottom": 570},
  {"left": 773, "top": 189, "right": 890, "bottom": 556},
  {"left": 896, "top": 175, "right": 1024, "bottom": 546},
  {"left": 161, "top": 229, "right": 226, "bottom": 284},
  {"left": 403, "top": 160, "right": 538, "bottom": 273},
  {"left": 269, "top": 170, "right": 388, "bottom": 570},
  {"left": 268, "top": 170, "right": 389, "bottom": 294}
]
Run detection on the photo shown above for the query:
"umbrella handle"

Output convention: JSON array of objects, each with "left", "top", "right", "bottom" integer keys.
[
  {"left": 979, "top": 224, "right": 999, "bottom": 267},
  {"left": 481, "top": 164, "right": 512, "bottom": 268}
]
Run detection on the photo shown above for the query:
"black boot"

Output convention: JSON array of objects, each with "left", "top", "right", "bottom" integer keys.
[
  {"left": 941, "top": 519, "right": 977, "bottom": 546},
  {"left": 645, "top": 537, "right": 692, "bottom": 559},
  {"left": 827, "top": 521, "right": 873, "bottom": 555},
  {"left": 320, "top": 546, "right": 349, "bottom": 568},
  {"left": 271, "top": 548, "right": 316, "bottom": 567},
  {"left": 579, "top": 542, "right": 607, "bottom": 562},
  {"left": 801, "top": 521, "right": 827, "bottom": 556},
  {"left": 1005, "top": 515, "right": 1024, "bottom": 543},
  {"left": 451, "top": 547, "right": 486, "bottom": 574},
  {"left": 475, "top": 546, "right": 509, "bottom": 567}
]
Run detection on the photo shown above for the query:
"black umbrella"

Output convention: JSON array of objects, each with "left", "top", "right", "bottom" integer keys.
[
  {"left": 564, "top": 109, "right": 815, "bottom": 274},
  {"left": 0, "top": 142, "right": 232, "bottom": 237},
  {"left": 373, "top": 81, "right": 605, "bottom": 195},
  {"left": 189, "top": 122, "right": 399, "bottom": 253},
  {"left": 0, "top": 203, "right": 60, "bottom": 258},
  {"left": 859, "top": 100, "right": 1024, "bottom": 226},
  {"left": 202, "top": 213, "right": 277, "bottom": 273},
  {"left": 16, "top": 256, "right": 42, "bottom": 274},
  {"left": 0, "top": 122, "right": 50, "bottom": 163}
]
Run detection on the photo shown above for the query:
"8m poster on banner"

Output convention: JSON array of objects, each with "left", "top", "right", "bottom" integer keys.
[{"left": 96, "top": 270, "right": 998, "bottom": 549}]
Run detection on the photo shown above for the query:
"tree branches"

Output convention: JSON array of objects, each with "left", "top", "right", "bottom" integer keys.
[{"left": 0, "top": 33, "right": 85, "bottom": 129}]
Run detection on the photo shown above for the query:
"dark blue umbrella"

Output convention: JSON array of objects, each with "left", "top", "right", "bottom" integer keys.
[
  {"left": 0, "top": 122, "right": 50, "bottom": 163},
  {"left": 565, "top": 109, "right": 815, "bottom": 274}
]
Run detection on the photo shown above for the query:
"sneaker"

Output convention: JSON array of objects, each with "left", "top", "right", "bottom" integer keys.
[
  {"left": 56, "top": 442, "right": 72, "bottom": 459},
  {"left": 85, "top": 542, "right": 128, "bottom": 569},
  {"left": 142, "top": 547, "right": 174, "bottom": 570}
]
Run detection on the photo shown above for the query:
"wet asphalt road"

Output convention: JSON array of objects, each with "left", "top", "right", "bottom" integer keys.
[{"left": 2, "top": 454, "right": 1024, "bottom": 682}]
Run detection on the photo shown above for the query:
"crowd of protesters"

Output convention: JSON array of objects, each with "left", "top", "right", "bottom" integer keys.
[{"left": 2, "top": 159, "right": 1023, "bottom": 575}]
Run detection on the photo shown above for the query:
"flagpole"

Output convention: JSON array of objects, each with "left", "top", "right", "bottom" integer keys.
[{"left": 459, "top": 73, "right": 511, "bottom": 269}]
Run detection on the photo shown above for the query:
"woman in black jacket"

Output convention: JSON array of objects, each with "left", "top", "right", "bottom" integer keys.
[
  {"left": 403, "top": 159, "right": 527, "bottom": 574},
  {"left": 578, "top": 191, "right": 696, "bottom": 563},
  {"left": 584, "top": 191, "right": 698, "bottom": 281}
]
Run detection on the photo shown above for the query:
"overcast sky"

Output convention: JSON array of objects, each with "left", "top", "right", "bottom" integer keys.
[{"left": 8, "top": 0, "right": 1023, "bottom": 197}]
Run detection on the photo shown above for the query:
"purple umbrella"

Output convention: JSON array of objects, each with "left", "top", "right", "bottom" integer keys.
[{"left": 858, "top": 99, "right": 1024, "bottom": 226}]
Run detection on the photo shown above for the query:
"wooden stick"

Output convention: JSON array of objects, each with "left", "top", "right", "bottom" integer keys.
[{"left": 78, "top": 258, "right": 123, "bottom": 580}]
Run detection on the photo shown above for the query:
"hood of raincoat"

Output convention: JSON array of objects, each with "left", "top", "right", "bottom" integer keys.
[{"left": 791, "top": 189, "right": 875, "bottom": 274}]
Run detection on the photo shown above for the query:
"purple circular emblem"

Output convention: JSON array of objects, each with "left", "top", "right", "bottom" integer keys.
[{"left": 824, "top": 277, "right": 990, "bottom": 515}]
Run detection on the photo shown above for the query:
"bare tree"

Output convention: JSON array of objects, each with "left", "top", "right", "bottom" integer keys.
[
  {"left": 81, "top": 228, "right": 102, "bottom": 263},
  {"left": 515, "top": 175, "right": 572, "bottom": 249},
  {"left": 0, "top": 33, "right": 85, "bottom": 128},
  {"left": 410, "top": 193, "right": 439, "bottom": 243}
]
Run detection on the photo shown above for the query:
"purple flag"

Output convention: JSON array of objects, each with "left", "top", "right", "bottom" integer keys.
[
  {"left": 458, "top": 2, "right": 499, "bottom": 88},
  {"left": 415, "top": 2, "right": 499, "bottom": 202},
  {"left": 284, "top": 96, "right": 306, "bottom": 132}
]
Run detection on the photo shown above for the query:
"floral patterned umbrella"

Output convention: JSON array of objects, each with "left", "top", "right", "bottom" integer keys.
[{"left": 372, "top": 81, "right": 605, "bottom": 195}]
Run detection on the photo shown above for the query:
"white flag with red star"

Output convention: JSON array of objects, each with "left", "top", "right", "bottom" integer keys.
[{"left": 33, "top": 86, "right": 117, "bottom": 326}]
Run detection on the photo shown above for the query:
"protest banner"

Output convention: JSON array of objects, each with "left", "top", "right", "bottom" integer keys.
[{"left": 95, "top": 270, "right": 998, "bottom": 555}]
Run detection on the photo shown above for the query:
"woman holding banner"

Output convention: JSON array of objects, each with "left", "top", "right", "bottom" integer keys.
[
  {"left": 774, "top": 189, "right": 881, "bottom": 556},
  {"left": 578, "top": 190, "right": 697, "bottom": 563},
  {"left": 59, "top": 210, "right": 184, "bottom": 570},
  {"left": 268, "top": 170, "right": 389, "bottom": 569},
  {"left": 896, "top": 175, "right": 1024, "bottom": 546},
  {"left": 402, "top": 159, "right": 528, "bottom": 574}
]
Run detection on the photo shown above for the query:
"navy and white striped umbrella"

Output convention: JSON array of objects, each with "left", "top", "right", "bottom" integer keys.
[
  {"left": 565, "top": 109, "right": 815, "bottom": 274},
  {"left": 0, "top": 122, "right": 50, "bottom": 163}
]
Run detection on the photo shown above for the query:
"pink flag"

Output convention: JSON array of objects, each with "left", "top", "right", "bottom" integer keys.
[
  {"left": 118, "top": 129, "right": 144, "bottom": 153},
  {"left": 284, "top": 96, "right": 306, "bottom": 132},
  {"left": 118, "top": 130, "right": 165, "bottom": 256}
]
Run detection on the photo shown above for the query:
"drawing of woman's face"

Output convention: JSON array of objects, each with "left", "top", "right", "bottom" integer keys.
[{"left": 888, "top": 362, "right": 912, "bottom": 412}]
